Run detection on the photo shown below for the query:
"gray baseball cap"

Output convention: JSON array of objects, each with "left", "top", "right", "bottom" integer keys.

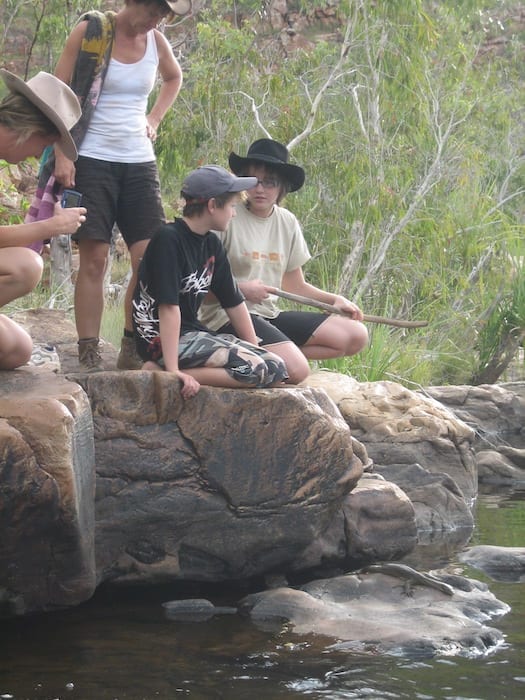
[{"left": 181, "top": 165, "right": 257, "bottom": 201}]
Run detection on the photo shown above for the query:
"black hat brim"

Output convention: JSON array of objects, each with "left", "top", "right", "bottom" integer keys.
[{"left": 229, "top": 151, "right": 305, "bottom": 192}]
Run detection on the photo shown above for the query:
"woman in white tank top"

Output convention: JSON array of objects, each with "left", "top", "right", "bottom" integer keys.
[{"left": 51, "top": 1, "right": 187, "bottom": 371}]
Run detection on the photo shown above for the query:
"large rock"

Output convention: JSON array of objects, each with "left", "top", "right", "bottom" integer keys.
[
  {"left": 459, "top": 545, "right": 525, "bottom": 582},
  {"left": 291, "top": 473, "right": 417, "bottom": 572},
  {"left": 426, "top": 383, "right": 525, "bottom": 438},
  {"left": 306, "top": 372, "right": 477, "bottom": 538},
  {"left": 306, "top": 373, "right": 477, "bottom": 498},
  {"left": 239, "top": 568, "right": 509, "bottom": 658},
  {"left": 75, "top": 370, "right": 362, "bottom": 584},
  {"left": 0, "top": 369, "right": 95, "bottom": 615},
  {"left": 424, "top": 384, "right": 525, "bottom": 486}
]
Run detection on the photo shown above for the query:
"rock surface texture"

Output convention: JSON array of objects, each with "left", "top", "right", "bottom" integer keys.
[
  {"left": 305, "top": 372, "right": 478, "bottom": 538},
  {"left": 83, "top": 370, "right": 362, "bottom": 585},
  {"left": 424, "top": 383, "right": 525, "bottom": 486},
  {"left": 239, "top": 568, "right": 510, "bottom": 658},
  {"left": 0, "top": 369, "right": 95, "bottom": 615}
]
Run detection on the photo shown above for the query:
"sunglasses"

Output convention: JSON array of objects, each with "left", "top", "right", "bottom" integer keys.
[{"left": 251, "top": 178, "right": 281, "bottom": 189}]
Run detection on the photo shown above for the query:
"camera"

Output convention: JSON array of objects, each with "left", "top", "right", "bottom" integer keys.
[{"left": 61, "top": 189, "right": 83, "bottom": 208}]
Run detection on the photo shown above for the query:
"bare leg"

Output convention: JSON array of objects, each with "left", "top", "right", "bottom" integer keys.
[
  {"left": 0, "top": 248, "right": 44, "bottom": 370},
  {"left": 0, "top": 247, "right": 43, "bottom": 306},
  {"left": 263, "top": 340, "right": 310, "bottom": 384},
  {"left": 141, "top": 362, "right": 282, "bottom": 388},
  {"left": 124, "top": 239, "right": 150, "bottom": 333},
  {"left": 74, "top": 239, "right": 110, "bottom": 339},
  {"left": 301, "top": 316, "right": 369, "bottom": 360},
  {"left": 0, "top": 315, "right": 33, "bottom": 369}
]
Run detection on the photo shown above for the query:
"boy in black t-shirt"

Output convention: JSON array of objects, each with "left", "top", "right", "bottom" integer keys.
[{"left": 132, "top": 165, "right": 289, "bottom": 399}]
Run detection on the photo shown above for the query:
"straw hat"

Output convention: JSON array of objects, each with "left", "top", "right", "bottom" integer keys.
[
  {"left": 164, "top": 1, "right": 192, "bottom": 15},
  {"left": 0, "top": 70, "right": 81, "bottom": 160}
]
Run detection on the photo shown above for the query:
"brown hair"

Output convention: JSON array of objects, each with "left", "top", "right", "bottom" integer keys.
[{"left": 182, "top": 191, "right": 235, "bottom": 217}]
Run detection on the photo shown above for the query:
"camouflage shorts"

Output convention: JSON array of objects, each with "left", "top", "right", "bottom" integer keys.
[{"left": 177, "top": 331, "right": 288, "bottom": 387}]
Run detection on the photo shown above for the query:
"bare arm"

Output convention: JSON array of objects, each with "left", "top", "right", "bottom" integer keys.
[
  {"left": 0, "top": 202, "right": 86, "bottom": 248},
  {"left": 224, "top": 302, "right": 259, "bottom": 345},
  {"left": 282, "top": 267, "right": 364, "bottom": 320},
  {"left": 158, "top": 303, "right": 182, "bottom": 372},
  {"left": 158, "top": 304, "right": 200, "bottom": 398},
  {"left": 146, "top": 31, "right": 183, "bottom": 138},
  {"left": 53, "top": 21, "right": 88, "bottom": 187}
]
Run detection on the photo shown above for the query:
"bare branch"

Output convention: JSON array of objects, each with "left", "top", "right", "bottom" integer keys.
[
  {"left": 361, "top": 1, "right": 386, "bottom": 143},
  {"left": 234, "top": 89, "right": 273, "bottom": 139},
  {"left": 287, "top": 12, "right": 357, "bottom": 152},
  {"left": 350, "top": 85, "right": 369, "bottom": 142},
  {"left": 337, "top": 222, "right": 366, "bottom": 297}
]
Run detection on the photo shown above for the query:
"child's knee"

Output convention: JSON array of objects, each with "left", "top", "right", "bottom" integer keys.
[
  {"left": 349, "top": 322, "right": 369, "bottom": 354},
  {"left": 227, "top": 351, "right": 288, "bottom": 387},
  {"left": 286, "top": 363, "right": 310, "bottom": 384}
]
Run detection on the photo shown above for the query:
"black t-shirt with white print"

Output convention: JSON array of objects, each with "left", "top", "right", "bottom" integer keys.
[{"left": 133, "top": 217, "right": 244, "bottom": 359}]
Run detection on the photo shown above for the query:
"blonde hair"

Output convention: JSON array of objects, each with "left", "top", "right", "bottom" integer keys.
[{"left": 0, "top": 92, "right": 60, "bottom": 145}]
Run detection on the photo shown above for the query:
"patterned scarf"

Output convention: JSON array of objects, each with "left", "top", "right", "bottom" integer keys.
[{"left": 25, "top": 11, "right": 116, "bottom": 251}]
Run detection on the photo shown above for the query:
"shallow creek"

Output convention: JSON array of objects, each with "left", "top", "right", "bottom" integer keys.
[{"left": 1, "top": 488, "right": 523, "bottom": 700}]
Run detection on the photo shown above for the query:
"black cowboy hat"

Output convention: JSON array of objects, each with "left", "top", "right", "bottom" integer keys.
[{"left": 228, "top": 138, "right": 305, "bottom": 192}]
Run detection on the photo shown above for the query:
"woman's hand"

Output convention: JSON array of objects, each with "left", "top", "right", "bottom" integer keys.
[
  {"left": 240, "top": 279, "right": 270, "bottom": 303},
  {"left": 50, "top": 201, "right": 87, "bottom": 235},
  {"left": 146, "top": 115, "right": 159, "bottom": 142},
  {"left": 332, "top": 295, "right": 364, "bottom": 321},
  {"left": 175, "top": 370, "right": 200, "bottom": 399},
  {"left": 53, "top": 151, "right": 77, "bottom": 188}
]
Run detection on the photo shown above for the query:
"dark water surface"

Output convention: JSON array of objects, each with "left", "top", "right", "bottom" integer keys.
[{"left": 1, "top": 490, "right": 524, "bottom": 700}]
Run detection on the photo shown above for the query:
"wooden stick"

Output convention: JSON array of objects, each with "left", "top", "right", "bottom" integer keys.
[{"left": 268, "top": 288, "right": 428, "bottom": 328}]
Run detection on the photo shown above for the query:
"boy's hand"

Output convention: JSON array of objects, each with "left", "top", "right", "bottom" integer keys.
[
  {"left": 333, "top": 295, "right": 364, "bottom": 321},
  {"left": 175, "top": 370, "right": 200, "bottom": 399},
  {"left": 51, "top": 201, "right": 87, "bottom": 235}
]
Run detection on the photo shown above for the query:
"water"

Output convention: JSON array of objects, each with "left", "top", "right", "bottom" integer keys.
[{"left": 1, "top": 489, "right": 523, "bottom": 700}]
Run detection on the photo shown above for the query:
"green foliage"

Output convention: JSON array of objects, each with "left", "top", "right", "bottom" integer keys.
[
  {"left": 101, "top": 299, "right": 125, "bottom": 350},
  {"left": 0, "top": 1, "right": 102, "bottom": 77}
]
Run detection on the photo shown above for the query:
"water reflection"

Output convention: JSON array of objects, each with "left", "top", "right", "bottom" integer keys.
[{"left": 0, "top": 490, "right": 523, "bottom": 700}]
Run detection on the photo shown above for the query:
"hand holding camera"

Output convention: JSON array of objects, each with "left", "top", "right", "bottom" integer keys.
[{"left": 51, "top": 189, "right": 86, "bottom": 236}]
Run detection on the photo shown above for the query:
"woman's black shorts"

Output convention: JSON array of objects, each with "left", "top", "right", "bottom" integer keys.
[{"left": 218, "top": 311, "right": 328, "bottom": 347}]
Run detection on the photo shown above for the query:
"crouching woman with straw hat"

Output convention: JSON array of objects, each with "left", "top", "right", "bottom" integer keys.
[{"left": 0, "top": 70, "right": 85, "bottom": 369}]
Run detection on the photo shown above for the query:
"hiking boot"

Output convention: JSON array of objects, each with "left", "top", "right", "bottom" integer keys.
[
  {"left": 116, "top": 335, "right": 142, "bottom": 370},
  {"left": 78, "top": 337, "right": 103, "bottom": 371}
]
